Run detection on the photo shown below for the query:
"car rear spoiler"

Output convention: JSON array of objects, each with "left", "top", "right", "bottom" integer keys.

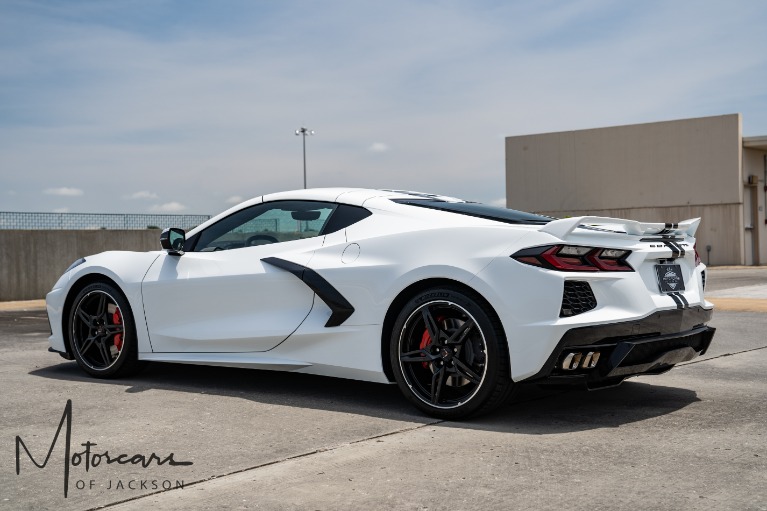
[{"left": 540, "top": 216, "right": 701, "bottom": 240}]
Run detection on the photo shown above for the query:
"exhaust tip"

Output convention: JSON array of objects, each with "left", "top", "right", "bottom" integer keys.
[{"left": 561, "top": 351, "right": 601, "bottom": 371}]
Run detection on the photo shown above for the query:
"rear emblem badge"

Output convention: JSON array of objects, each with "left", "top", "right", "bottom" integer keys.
[{"left": 663, "top": 269, "right": 680, "bottom": 289}]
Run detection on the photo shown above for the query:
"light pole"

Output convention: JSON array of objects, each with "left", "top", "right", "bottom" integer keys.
[{"left": 295, "top": 127, "right": 314, "bottom": 189}]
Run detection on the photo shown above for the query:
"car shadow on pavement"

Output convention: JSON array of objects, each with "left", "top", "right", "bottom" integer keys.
[
  {"left": 30, "top": 360, "right": 700, "bottom": 434},
  {"left": 458, "top": 380, "right": 701, "bottom": 434},
  {"left": 31, "top": 360, "right": 424, "bottom": 422}
]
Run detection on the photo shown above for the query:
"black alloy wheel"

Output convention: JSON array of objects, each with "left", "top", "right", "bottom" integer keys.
[
  {"left": 68, "top": 282, "right": 144, "bottom": 378},
  {"left": 390, "top": 286, "right": 514, "bottom": 419}
]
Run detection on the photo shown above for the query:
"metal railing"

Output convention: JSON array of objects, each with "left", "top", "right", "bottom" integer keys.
[{"left": 0, "top": 212, "right": 211, "bottom": 230}]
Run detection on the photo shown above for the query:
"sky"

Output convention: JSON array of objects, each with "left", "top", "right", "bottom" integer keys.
[{"left": 1, "top": 0, "right": 766, "bottom": 215}]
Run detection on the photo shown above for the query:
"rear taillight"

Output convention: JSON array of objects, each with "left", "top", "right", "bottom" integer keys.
[
  {"left": 694, "top": 243, "right": 701, "bottom": 266},
  {"left": 512, "top": 245, "right": 633, "bottom": 272}
]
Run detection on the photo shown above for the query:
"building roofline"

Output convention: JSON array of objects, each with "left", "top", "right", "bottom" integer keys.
[
  {"left": 743, "top": 136, "right": 767, "bottom": 151},
  {"left": 504, "top": 113, "right": 741, "bottom": 140}
]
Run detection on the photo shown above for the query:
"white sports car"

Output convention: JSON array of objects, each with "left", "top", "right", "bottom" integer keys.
[{"left": 46, "top": 188, "right": 715, "bottom": 419}]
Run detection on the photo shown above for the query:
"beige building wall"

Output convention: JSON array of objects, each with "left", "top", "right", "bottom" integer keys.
[
  {"left": 506, "top": 114, "right": 748, "bottom": 266},
  {"left": 743, "top": 146, "right": 767, "bottom": 265}
]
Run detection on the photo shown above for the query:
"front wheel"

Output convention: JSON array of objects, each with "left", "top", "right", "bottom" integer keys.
[
  {"left": 67, "top": 282, "right": 144, "bottom": 378},
  {"left": 390, "top": 286, "right": 514, "bottom": 419}
]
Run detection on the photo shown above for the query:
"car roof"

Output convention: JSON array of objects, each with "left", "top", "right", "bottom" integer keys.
[
  {"left": 261, "top": 188, "right": 465, "bottom": 207},
  {"left": 187, "top": 188, "right": 468, "bottom": 236}
]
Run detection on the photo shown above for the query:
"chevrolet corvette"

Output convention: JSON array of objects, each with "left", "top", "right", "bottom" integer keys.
[{"left": 46, "top": 188, "right": 715, "bottom": 419}]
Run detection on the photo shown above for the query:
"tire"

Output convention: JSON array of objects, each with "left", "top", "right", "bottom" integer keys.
[
  {"left": 389, "top": 286, "right": 514, "bottom": 419},
  {"left": 67, "top": 282, "right": 145, "bottom": 378}
]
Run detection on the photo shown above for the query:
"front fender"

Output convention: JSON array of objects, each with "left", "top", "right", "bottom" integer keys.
[{"left": 46, "top": 251, "right": 162, "bottom": 356}]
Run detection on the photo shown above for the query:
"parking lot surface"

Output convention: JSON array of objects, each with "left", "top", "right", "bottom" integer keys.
[{"left": 0, "top": 267, "right": 765, "bottom": 511}]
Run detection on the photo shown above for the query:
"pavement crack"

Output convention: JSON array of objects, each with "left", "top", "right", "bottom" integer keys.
[
  {"left": 679, "top": 345, "right": 767, "bottom": 366},
  {"left": 85, "top": 419, "right": 443, "bottom": 511}
]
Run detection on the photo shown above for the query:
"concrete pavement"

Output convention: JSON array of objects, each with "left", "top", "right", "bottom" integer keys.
[
  {"left": 705, "top": 266, "right": 767, "bottom": 312},
  {"left": 0, "top": 299, "right": 45, "bottom": 311},
  {"left": 0, "top": 266, "right": 765, "bottom": 510}
]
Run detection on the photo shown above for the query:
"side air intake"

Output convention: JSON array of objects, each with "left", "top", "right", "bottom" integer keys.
[{"left": 560, "top": 281, "right": 597, "bottom": 317}]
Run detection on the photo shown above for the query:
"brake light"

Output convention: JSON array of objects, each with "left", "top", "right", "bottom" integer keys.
[
  {"left": 512, "top": 245, "right": 633, "bottom": 272},
  {"left": 541, "top": 245, "right": 597, "bottom": 271},
  {"left": 694, "top": 243, "right": 701, "bottom": 266}
]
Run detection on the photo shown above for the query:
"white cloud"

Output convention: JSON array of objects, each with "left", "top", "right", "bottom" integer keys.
[
  {"left": 1, "top": 1, "right": 765, "bottom": 213},
  {"left": 52, "top": 207, "right": 69, "bottom": 213},
  {"left": 369, "top": 142, "right": 390, "bottom": 153},
  {"left": 43, "top": 187, "right": 83, "bottom": 196},
  {"left": 124, "top": 190, "right": 159, "bottom": 200},
  {"left": 225, "top": 195, "right": 243, "bottom": 204},
  {"left": 150, "top": 202, "right": 187, "bottom": 212}
]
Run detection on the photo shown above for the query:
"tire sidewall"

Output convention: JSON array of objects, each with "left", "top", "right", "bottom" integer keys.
[
  {"left": 67, "top": 282, "right": 137, "bottom": 378},
  {"left": 389, "top": 286, "right": 507, "bottom": 419}
]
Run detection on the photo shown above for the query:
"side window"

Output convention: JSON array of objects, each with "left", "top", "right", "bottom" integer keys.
[
  {"left": 320, "top": 204, "right": 372, "bottom": 234},
  {"left": 193, "top": 201, "right": 337, "bottom": 252}
]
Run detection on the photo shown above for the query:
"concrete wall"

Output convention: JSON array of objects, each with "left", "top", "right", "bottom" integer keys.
[
  {"left": 506, "top": 114, "right": 745, "bottom": 265},
  {"left": 0, "top": 230, "right": 161, "bottom": 301}
]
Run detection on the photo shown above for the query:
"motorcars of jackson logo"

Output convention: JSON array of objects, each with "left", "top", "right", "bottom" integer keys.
[{"left": 15, "top": 400, "right": 193, "bottom": 497}]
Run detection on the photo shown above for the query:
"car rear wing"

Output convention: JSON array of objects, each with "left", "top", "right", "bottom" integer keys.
[{"left": 540, "top": 216, "right": 701, "bottom": 240}]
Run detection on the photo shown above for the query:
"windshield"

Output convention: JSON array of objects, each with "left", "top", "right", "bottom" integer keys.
[{"left": 392, "top": 199, "right": 554, "bottom": 225}]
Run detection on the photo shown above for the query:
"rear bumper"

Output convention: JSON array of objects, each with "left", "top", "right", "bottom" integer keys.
[{"left": 527, "top": 306, "right": 715, "bottom": 388}]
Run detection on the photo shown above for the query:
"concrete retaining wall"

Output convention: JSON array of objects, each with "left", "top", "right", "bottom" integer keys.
[{"left": 0, "top": 230, "right": 161, "bottom": 301}]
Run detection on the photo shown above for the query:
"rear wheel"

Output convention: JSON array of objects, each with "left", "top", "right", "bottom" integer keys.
[
  {"left": 67, "top": 282, "right": 144, "bottom": 378},
  {"left": 390, "top": 286, "right": 514, "bottom": 419}
]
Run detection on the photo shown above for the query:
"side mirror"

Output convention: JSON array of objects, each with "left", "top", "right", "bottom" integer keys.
[{"left": 160, "top": 228, "right": 186, "bottom": 256}]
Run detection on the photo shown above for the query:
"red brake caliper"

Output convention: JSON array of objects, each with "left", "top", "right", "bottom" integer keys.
[
  {"left": 112, "top": 307, "right": 123, "bottom": 350},
  {"left": 419, "top": 316, "right": 444, "bottom": 369}
]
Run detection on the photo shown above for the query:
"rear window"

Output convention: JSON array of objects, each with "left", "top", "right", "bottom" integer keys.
[{"left": 392, "top": 199, "right": 553, "bottom": 225}]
